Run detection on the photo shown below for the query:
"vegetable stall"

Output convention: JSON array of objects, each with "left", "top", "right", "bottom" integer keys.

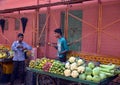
[
  {"left": 0, "top": 45, "right": 13, "bottom": 83},
  {"left": 26, "top": 53, "right": 120, "bottom": 85}
]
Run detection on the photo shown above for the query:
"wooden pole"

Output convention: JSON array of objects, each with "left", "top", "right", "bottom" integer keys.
[
  {"left": 102, "top": 31, "right": 120, "bottom": 42},
  {"left": 51, "top": 13, "right": 58, "bottom": 27},
  {"left": 32, "top": 12, "right": 36, "bottom": 47},
  {"left": 38, "top": 15, "right": 50, "bottom": 43},
  {"left": 102, "top": 19, "right": 120, "bottom": 30},
  {"left": 35, "top": 8, "right": 39, "bottom": 47},
  {"left": 68, "top": 13, "right": 97, "bottom": 30},
  {"left": 64, "top": 5, "right": 69, "bottom": 39},
  {"left": 68, "top": 30, "right": 97, "bottom": 46},
  {"left": 45, "top": 0, "right": 51, "bottom": 57},
  {"left": 0, "top": 33, "right": 11, "bottom": 44},
  {"left": 97, "top": 0, "right": 102, "bottom": 54}
]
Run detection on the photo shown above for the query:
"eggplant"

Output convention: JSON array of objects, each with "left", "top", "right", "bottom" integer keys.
[
  {"left": 21, "top": 17, "right": 28, "bottom": 33},
  {"left": 0, "top": 19, "right": 5, "bottom": 33}
]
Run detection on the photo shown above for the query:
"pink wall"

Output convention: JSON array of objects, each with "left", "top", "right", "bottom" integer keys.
[{"left": 0, "top": 0, "right": 120, "bottom": 58}]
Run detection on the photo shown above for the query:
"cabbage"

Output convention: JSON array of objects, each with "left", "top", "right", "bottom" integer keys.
[
  {"left": 86, "top": 75, "right": 93, "bottom": 81},
  {"left": 99, "top": 73, "right": 107, "bottom": 80},
  {"left": 88, "top": 62, "right": 95, "bottom": 69},
  {"left": 79, "top": 73, "right": 86, "bottom": 80},
  {"left": 85, "top": 67, "right": 92, "bottom": 75},
  {"left": 92, "top": 75, "right": 101, "bottom": 82},
  {"left": 92, "top": 67, "right": 100, "bottom": 76}
]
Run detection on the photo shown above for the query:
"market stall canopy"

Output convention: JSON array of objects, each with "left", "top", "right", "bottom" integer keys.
[{"left": 0, "top": 0, "right": 91, "bottom": 14}]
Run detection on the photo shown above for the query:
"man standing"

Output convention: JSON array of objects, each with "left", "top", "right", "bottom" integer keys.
[
  {"left": 49, "top": 28, "right": 69, "bottom": 62},
  {"left": 8, "top": 33, "right": 32, "bottom": 85}
]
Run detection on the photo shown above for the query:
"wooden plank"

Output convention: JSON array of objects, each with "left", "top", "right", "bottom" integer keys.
[{"left": 0, "top": 0, "right": 91, "bottom": 14}]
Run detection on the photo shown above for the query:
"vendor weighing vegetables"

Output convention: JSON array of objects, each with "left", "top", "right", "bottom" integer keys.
[{"left": 48, "top": 28, "right": 69, "bottom": 62}]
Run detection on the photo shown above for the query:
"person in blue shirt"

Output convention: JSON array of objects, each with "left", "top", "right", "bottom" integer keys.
[
  {"left": 49, "top": 28, "right": 68, "bottom": 62},
  {"left": 8, "top": 33, "right": 32, "bottom": 85}
]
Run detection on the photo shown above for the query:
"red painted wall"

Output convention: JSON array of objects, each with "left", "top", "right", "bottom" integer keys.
[{"left": 0, "top": 0, "right": 120, "bottom": 58}]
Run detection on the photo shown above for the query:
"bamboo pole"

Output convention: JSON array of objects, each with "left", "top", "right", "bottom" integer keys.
[
  {"left": 38, "top": 14, "right": 50, "bottom": 44},
  {"left": 68, "top": 30, "right": 97, "bottom": 46},
  {"left": 0, "top": 33, "right": 11, "bottom": 44},
  {"left": 102, "top": 19, "right": 120, "bottom": 30},
  {"left": 68, "top": 13, "right": 97, "bottom": 30},
  {"left": 51, "top": 13, "right": 58, "bottom": 27},
  {"left": 45, "top": 0, "right": 51, "bottom": 57},
  {"left": 97, "top": 0, "right": 102, "bottom": 54},
  {"left": 64, "top": 5, "right": 69, "bottom": 39},
  {"left": 32, "top": 12, "right": 36, "bottom": 47},
  {"left": 35, "top": 9, "right": 39, "bottom": 47},
  {"left": 102, "top": 31, "right": 120, "bottom": 42}
]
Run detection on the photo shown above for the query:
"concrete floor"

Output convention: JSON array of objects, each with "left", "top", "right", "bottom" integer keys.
[{"left": 0, "top": 79, "right": 24, "bottom": 85}]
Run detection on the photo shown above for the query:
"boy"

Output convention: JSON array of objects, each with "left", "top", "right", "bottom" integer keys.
[{"left": 49, "top": 28, "right": 68, "bottom": 62}]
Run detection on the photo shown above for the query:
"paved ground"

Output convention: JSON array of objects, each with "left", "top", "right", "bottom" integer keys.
[{"left": 0, "top": 79, "right": 24, "bottom": 85}]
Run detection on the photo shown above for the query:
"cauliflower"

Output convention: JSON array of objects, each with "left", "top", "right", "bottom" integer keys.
[
  {"left": 64, "top": 69, "right": 71, "bottom": 77},
  {"left": 77, "top": 59, "right": 84, "bottom": 66},
  {"left": 71, "top": 70, "right": 79, "bottom": 78},
  {"left": 68, "top": 56, "right": 76, "bottom": 63},
  {"left": 77, "top": 66, "right": 85, "bottom": 73},
  {"left": 65, "top": 62, "right": 70, "bottom": 69},
  {"left": 70, "top": 62, "right": 77, "bottom": 70}
]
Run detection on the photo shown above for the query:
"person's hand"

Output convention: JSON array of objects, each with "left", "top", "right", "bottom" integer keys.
[
  {"left": 17, "top": 45, "right": 23, "bottom": 48},
  {"left": 48, "top": 42, "right": 51, "bottom": 46},
  {"left": 48, "top": 42, "right": 57, "bottom": 47},
  {"left": 48, "top": 42, "right": 54, "bottom": 46},
  {"left": 22, "top": 48, "right": 27, "bottom": 51}
]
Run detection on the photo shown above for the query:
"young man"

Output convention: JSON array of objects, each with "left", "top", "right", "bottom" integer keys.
[
  {"left": 49, "top": 28, "right": 68, "bottom": 62},
  {"left": 8, "top": 33, "right": 32, "bottom": 85}
]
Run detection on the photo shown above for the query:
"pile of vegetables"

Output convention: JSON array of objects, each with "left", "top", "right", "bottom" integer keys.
[
  {"left": 29, "top": 60, "right": 36, "bottom": 68},
  {"left": 80, "top": 62, "right": 117, "bottom": 83},
  {"left": 0, "top": 45, "right": 13, "bottom": 59},
  {"left": 49, "top": 60, "right": 65, "bottom": 75},
  {"left": 30, "top": 57, "right": 54, "bottom": 70},
  {"left": 64, "top": 57, "right": 85, "bottom": 78},
  {"left": 29, "top": 56, "right": 119, "bottom": 83},
  {"left": 29, "top": 58, "right": 65, "bottom": 75}
]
